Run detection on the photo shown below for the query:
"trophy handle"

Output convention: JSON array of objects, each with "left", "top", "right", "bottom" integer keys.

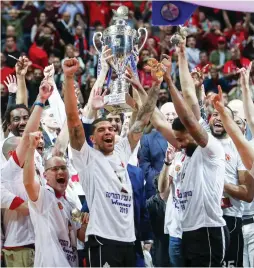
[
  {"left": 137, "top": 28, "right": 148, "bottom": 52},
  {"left": 93, "top": 32, "right": 103, "bottom": 54}
]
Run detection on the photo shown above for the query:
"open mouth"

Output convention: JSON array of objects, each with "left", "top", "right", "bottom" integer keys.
[
  {"left": 56, "top": 178, "right": 66, "bottom": 184},
  {"left": 104, "top": 138, "right": 113, "bottom": 144},
  {"left": 37, "top": 146, "right": 43, "bottom": 154}
]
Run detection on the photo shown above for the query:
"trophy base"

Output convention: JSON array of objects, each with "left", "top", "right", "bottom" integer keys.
[{"left": 104, "top": 92, "right": 136, "bottom": 115}]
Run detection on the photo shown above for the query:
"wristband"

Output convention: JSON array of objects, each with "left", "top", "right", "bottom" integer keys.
[
  {"left": 164, "top": 161, "right": 172, "bottom": 166},
  {"left": 34, "top": 101, "right": 45, "bottom": 108},
  {"left": 144, "top": 240, "right": 154, "bottom": 244}
]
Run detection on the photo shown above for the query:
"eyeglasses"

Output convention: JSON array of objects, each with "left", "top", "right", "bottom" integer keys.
[{"left": 45, "top": 165, "right": 68, "bottom": 172}]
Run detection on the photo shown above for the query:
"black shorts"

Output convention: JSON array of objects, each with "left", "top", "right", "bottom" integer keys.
[
  {"left": 223, "top": 215, "right": 243, "bottom": 267},
  {"left": 182, "top": 226, "right": 230, "bottom": 267},
  {"left": 85, "top": 235, "right": 136, "bottom": 267}
]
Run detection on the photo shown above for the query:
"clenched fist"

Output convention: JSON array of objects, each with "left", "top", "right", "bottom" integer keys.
[
  {"left": 62, "top": 58, "right": 80, "bottom": 77},
  {"left": 38, "top": 80, "right": 53, "bottom": 102},
  {"left": 29, "top": 132, "right": 42, "bottom": 149},
  {"left": 15, "top": 56, "right": 31, "bottom": 76}
]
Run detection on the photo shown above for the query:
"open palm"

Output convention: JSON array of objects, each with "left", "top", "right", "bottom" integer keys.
[
  {"left": 91, "top": 88, "right": 107, "bottom": 110},
  {"left": 4, "top": 75, "right": 18, "bottom": 93}
]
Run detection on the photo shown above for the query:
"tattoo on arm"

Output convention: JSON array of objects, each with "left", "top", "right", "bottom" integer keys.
[{"left": 69, "top": 124, "right": 85, "bottom": 151}]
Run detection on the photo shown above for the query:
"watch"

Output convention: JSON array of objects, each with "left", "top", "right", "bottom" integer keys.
[{"left": 34, "top": 101, "right": 45, "bottom": 108}]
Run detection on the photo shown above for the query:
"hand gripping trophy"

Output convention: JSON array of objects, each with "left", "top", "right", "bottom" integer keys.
[{"left": 93, "top": 6, "right": 148, "bottom": 114}]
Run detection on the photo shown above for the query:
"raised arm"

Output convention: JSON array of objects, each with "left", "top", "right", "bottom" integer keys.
[
  {"left": 240, "top": 63, "right": 254, "bottom": 135},
  {"left": 83, "top": 46, "right": 112, "bottom": 120},
  {"left": 23, "top": 132, "right": 41, "bottom": 202},
  {"left": 128, "top": 66, "right": 162, "bottom": 151},
  {"left": 63, "top": 58, "right": 85, "bottom": 151},
  {"left": 163, "top": 57, "right": 208, "bottom": 147},
  {"left": 222, "top": 10, "right": 233, "bottom": 30},
  {"left": 15, "top": 56, "right": 30, "bottom": 106},
  {"left": 16, "top": 81, "right": 53, "bottom": 166},
  {"left": 173, "top": 41, "right": 201, "bottom": 119},
  {"left": 124, "top": 67, "right": 179, "bottom": 148},
  {"left": 158, "top": 146, "right": 175, "bottom": 200},
  {"left": 212, "top": 86, "right": 254, "bottom": 170}
]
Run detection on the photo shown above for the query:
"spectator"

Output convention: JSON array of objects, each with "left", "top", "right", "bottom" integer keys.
[
  {"left": 2, "top": 36, "right": 21, "bottom": 68},
  {"left": 41, "top": 1, "right": 59, "bottom": 23},
  {"left": 223, "top": 46, "right": 251, "bottom": 88},
  {"left": 52, "top": 56, "right": 64, "bottom": 91},
  {"left": 1, "top": 8, "right": 31, "bottom": 40},
  {"left": 202, "top": 20, "right": 224, "bottom": 53},
  {"left": 85, "top": 2, "right": 110, "bottom": 28},
  {"left": 0, "top": 53, "right": 14, "bottom": 93},
  {"left": 28, "top": 36, "right": 49, "bottom": 69},
  {"left": 157, "top": 88, "right": 170, "bottom": 109},
  {"left": 186, "top": 35, "right": 200, "bottom": 71},
  {"left": 195, "top": 51, "right": 211, "bottom": 76},
  {"left": 62, "top": 44, "right": 85, "bottom": 72},
  {"left": 73, "top": 13, "right": 87, "bottom": 33},
  {"left": 2, "top": 25, "right": 25, "bottom": 52},
  {"left": 31, "top": 12, "right": 48, "bottom": 43},
  {"left": 204, "top": 65, "right": 230, "bottom": 93},
  {"left": 58, "top": 1, "right": 85, "bottom": 25},
  {"left": 56, "top": 12, "right": 74, "bottom": 47},
  {"left": 210, "top": 36, "right": 231, "bottom": 72},
  {"left": 74, "top": 25, "right": 88, "bottom": 62},
  {"left": 199, "top": 11, "right": 211, "bottom": 33},
  {"left": 243, "top": 36, "right": 254, "bottom": 60}
]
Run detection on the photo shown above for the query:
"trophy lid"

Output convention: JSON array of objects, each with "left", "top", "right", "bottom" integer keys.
[{"left": 112, "top": 6, "right": 129, "bottom": 21}]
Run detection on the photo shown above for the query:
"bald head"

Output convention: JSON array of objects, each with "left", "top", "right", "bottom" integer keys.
[
  {"left": 160, "top": 102, "right": 177, "bottom": 125},
  {"left": 2, "top": 136, "right": 21, "bottom": 160}
]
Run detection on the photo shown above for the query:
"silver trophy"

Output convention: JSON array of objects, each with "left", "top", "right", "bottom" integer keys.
[
  {"left": 71, "top": 208, "right": 85, "bottom": 223},
  {"left": 93, "top": 6, "right": 148, "bottom": 114}
]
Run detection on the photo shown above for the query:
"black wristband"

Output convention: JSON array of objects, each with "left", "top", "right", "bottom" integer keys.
[{"left": 164, "top": 161, "right": 172, "bottom": 166}]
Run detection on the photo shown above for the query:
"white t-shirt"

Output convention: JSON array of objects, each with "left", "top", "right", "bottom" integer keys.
[
  {"left": 29, "top": 185, "right": 80, "bottom": 267},
  {"left": 1, "top": 157, "right": 35, "bottom": 247},
  {"left": 243, "top": 200, "right": 254, "bottom": 216},
  {"left": 180, "top": 134, "right": 226, "bottom": 231},
  {"left": 164, "top": 151, "right": 189, "bottom": 238},
  {"left": 218, "top": 138, "right": 246, "bottom": 217},
  {"left": 71, "top": 137, "right": 135, "bottom": 242}
]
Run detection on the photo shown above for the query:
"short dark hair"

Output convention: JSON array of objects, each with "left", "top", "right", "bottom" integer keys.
[
  {"left": 36, "top": 36, "right": 47, "bottom": 47},
  {"left": 91, "top": 118, "right": 111, "bottom": 134},
  {"left": 4, "top": 104, "right": 30, "bottom": 125},
  {"left": 6, "top": 36, "right": 16, "bottom": 42},
  {"left": 172, "top": 117, "right": 186, "bottom": 132}
]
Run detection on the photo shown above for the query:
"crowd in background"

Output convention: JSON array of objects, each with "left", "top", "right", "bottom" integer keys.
[
  {"left": 1, "top": 1, "right": 254, "bottom": 117},
  {"left": 1, "top": 1, "right": 254, "bottom": 268}
]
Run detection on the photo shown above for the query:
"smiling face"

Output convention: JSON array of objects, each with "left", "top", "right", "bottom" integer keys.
[
  {"left": 44, "top": 157, "right": 69, "bottom": 194},
  {"left": 106, "top": 113, "right": 122, "bottom": 135},
  {"left": 8, "top": 108, "right": 30, "bottom": 136},
  {"left": 90, "top": 121, "right": 116, "bottom": 155},
  {"left": 209, "top": 110, "right": 228, "bottom": 139}
]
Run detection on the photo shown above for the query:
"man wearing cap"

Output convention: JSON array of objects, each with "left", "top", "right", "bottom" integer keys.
[{"left": 209, "top": 36, "right": 231, "bottom": 72}]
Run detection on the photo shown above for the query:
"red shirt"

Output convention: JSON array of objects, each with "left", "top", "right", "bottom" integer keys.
[
  {"left": 229, "top": 29, "right": 248, "bottom": 51},
  {"left": 138, "top": 70, "right": 153, "bottom": 88},
  {"left": 28, "top": 43, "right": 48, "bottom": 68},
  {"left": 223, "top": 57, "right": 250, "bottom": 74},
  {"left": 1, "top": 66, "right": 14, "bottom": 91},
  {"left": 85, "top": 2, "right": 110, "bottom": 28},
  {"left": 195, "top": 62, "right": 212, "bottom": 74},
  {"left": 109, "top": 1, "right": 135, "bottom": 11}
]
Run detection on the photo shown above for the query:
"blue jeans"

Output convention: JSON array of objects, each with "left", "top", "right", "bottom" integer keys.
[{"left": 169, "top": 236, "right": 183, "bottom": 267}]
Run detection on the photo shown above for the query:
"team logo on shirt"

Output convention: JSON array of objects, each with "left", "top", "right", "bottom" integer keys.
[
  {"left": 225, "top": 154, "right": 231, "bottom": 161},
  {"left": 58, "top": 202, "right": 63, "bottom": 210},
  {"left": 175, "top": 165, "right": 181, "bottom": 172}
]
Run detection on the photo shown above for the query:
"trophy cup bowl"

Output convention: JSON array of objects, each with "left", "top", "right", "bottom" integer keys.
[
  {"left": 93, "top": 6, "right": 148, "bottom": 114},
  {"left": 71, "top": 208, "right": 85, "bottom": 224}
]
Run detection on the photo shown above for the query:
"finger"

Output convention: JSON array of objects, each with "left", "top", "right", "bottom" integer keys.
[
  {"left": 102, "top": 88, "right": 108, "bottom": 97},
  {"left": 123, "top": 75, "right": 132, "bottom": 83},
  {"left": 105, "top": 55, "right": 114, "bottom": 61},
  {"left": 98, "top": 87, "right": 102, "bottom": 95},
  {"left": 248, "top": 61, "right": 253, "bottom": 73},
  {"left": 4, "top": 81, "right": 8, "bottom": 87},
  {"left": 13, "top": 75, "right": 17, "bottom": 84},
  {"left": 218, "top": 85, "right": 223, "bottom": 99},
  {"left": 6, "top": 76, "right": 11, "bottom": 85}
]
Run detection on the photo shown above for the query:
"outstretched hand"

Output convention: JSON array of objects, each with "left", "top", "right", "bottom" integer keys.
[
  {"left": 212, "top": 86, "right": 225, "bottom": 113},
  {"left": 4, "top": 75, "right": 18, "bottom": 93},
  {"left": 62, "top": 58, "right": 80, "bottom": 77},
  {"left": 124, "top": 66, "right": 143, "bottom": 90},
  {"left": 91, "top": 87, "right": 108, "bottom": 110},
  {"left": 237, "top": 61, "right": 252, "bottom": 88},
  {"left": 15, "top": 56, "right": 31, "bottom": 76},
  {"left": 100, "top": 45, "right": 114, "bottom": 72}
]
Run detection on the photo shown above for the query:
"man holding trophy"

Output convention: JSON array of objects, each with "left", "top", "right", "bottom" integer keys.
[{"left": 63, "top": 6, "right": 166, "bottom": 266}]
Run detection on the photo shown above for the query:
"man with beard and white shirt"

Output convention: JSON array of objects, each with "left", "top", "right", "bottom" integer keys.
[
  {"left": 162, "top": 56, "right": 229, "bottom": 266},
  {"left": 1, "top": 80, "right": 53, "bottom": 267},
  {"left": 209, "top": 106, "right": 254, "bottom": 267},
  {"left": 63, "top": 57, "right": 161, "bottom": 267}
]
